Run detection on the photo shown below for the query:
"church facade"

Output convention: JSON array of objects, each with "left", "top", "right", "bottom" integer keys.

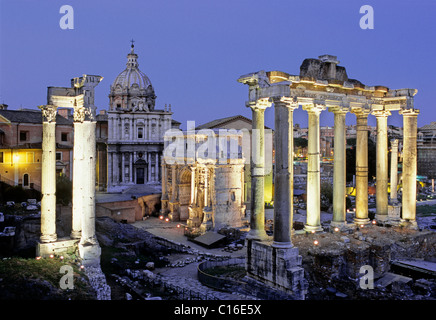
[{"left": 107, "top": 44, "right": 175, "bottom": 192}]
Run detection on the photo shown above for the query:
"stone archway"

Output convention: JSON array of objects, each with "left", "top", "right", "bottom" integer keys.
[{"left": 178, "top": 166, "right": 192, "bottom": 221}]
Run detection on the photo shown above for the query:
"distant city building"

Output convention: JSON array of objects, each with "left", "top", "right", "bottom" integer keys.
[
  {"left": 418, "top": 122, "right": 436, "bottom": 179},
  {"left": 0, "top": 104, "right": 73, "bottom": 190},
  {"left": 106, "top": 44, "right": 178, "bottom": 192}
]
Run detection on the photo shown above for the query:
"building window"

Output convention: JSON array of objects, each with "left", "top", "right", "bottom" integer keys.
[
  {"left": 23, "top": 173, "right": 29, "bottom": 187},
  {"left": 26, "top": 152, "right": 34, "bottom": 163},
  {"left": 137, "top": 127, "right": 144, "bottom": 139},
  {"left": 56, "top": 152, "right": 62, "bottom": 161},
  {"left": 20, "top": 131, "right": 28, "bottom": 141},
  {"left": 61, "top": 132, "right": 68, "bottom": 142},
  {"left": 0, "top": 151, "right": 3, "bottom": 163}
]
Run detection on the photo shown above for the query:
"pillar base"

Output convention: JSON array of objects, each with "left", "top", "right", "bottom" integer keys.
[
  {"left": 40, "top": 234, "right": 58, "bottom": 243},
  {"left": 70, "top": 230, "right": 82, "bottom": 240},
  {"left": 399, "top": 219, "right": 419, "bottom": 230},
  {"left": 79, "top": 242, "right": 102, "bottom": 266},
  {"left": 303, "top": 224, "right": 323, "bottom": 233},
  {"left": 272, "top": 241, "right": 293, "bottom": 249},
  {"left": 375, "top": 214, "right": 388, "bottom": 223},
  {"left": 246, "top": 229, "right": 270, "bottom": 241},
  {"left": 353, "top": 217, "right": 370, "bottom": 225}
]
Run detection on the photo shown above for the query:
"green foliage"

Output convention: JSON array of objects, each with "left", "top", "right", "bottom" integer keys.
[
  {"left": 56, "top": 175, "right": 72, "bottom": 205},
  {"left": 294, "top": 137, "right": 308, "bottom": 148}
]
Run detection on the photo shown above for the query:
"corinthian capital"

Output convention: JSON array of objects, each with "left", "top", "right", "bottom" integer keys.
[
  {"left": 38, "top": 105, "right": 58, "bottom": 123},
  {"left": 246, "top": 98, "right": 272, "bottom": 111},
  {"left": 73, "top": 105, "right": 94, "bottom": 122},
  {"left": 271, "top": 96, "right": 299, "bottom": 110}
]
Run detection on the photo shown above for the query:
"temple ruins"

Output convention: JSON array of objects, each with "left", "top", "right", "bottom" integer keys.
[
  {"left": 238, "top": 54, "right": 419, "bottom": 299},
  {"left": 36, "top": 74, "right": 103, "bottom": 266}
]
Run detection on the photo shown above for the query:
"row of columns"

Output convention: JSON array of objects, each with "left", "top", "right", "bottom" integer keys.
[
  {"left": 247, "top": 97, "right": 420, "bottom": 247},
  {"left": 39, "top": 103, "right": 100, "bottom": 263}
]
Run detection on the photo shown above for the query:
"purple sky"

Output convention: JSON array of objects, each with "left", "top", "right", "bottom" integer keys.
[{"left": 1, "top": 0, "right": 435, "bottom": 130}]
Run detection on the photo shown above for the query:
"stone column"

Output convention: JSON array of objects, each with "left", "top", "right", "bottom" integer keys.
[
  {"left": 353, "top": 109, "right": 370, "bottom": 225},
  {"left": 39, "top": 105, "right": 58, "bottom": 243},
  {"left": 155, "top": 152, "right": 159, "bottom": 181},
  {"left": 77, "top": 110, "right": 101, "bottom": 265},
  {"left": 303, "top": 103, "right": 326, "bottom": 232},
  {"left": 246, "top": 98, "right": 272, "bottom": 240},
  {"left": 399, "top": 109, "right": 419, "bottom": 229},
  {"left": 272, "top": 97, "right": 298, "bottom": 248},
  {"left": 330, "top": 107, "right": 348, "bottom": 229},
  {"left": 148, "top": 152, "right": 152, "bottom": 182},
  {"left": 71, "top": 115, "right": 85, "bottom": 239},
  {"left": 374, "top": 110, "right": 391, "bottom": 222},
  {"left": 390, "top": 139, "right": 399, "bottom": 203}
]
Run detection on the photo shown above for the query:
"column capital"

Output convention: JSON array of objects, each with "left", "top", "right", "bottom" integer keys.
[
  {"left": 38, "top": 105, "right": 58, "bottom": 123},
  {"left": 372, "top": 109, "right": 391, "bottom": 117},
  {"left": 271, "top": 96, "right": 299, "bottom": 110},
  {"left": 302, "top": 102, "right": 326, "bottom": 114},
  {"left": 399, "top": 108, "right": 420, "bottom": 116},
  {"left": 351, "top": 107, "right": 371, "bottom": 117},
  {"left": 246, "top": 98, "right": 272, "bottom": 111},
  {"left": 73, "top": 105, "right": 94, "bottom": 122},
  {"left": 329, "top": 106, "right": 349, "bottom": 114}
]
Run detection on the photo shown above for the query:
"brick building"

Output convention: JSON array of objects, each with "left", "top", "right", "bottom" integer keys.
[{"left": 0, "top": 104, "right": 74, "bottom": 191}]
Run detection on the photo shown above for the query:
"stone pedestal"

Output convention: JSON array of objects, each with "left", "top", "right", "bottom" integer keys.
[
  {"left": 37, "top": 238, "right": 79, "bottom": 258},
  {"left": 388, "top": 204, "right": 401, "bottom": 225},
  {"left": 245, "top": 239, "right": 307, "bottom": 300},
  {"left": 79, "top": 242, "right": 102, "bottom": 266}
]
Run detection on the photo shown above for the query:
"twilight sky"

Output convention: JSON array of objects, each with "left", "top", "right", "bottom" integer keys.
[{"left": 0, "top": 0, "right": 435, "bottom": 130}]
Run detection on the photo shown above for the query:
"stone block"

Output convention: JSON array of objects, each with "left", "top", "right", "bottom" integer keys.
[
  {"left": 245, "top": 240, "right": 307, "bottom": 299},
  {"left": 79, "top": 242, "right": 102, "bottom": 266},
  {"left": 36, "top": 238, "right": 79, "bottom": 257}
]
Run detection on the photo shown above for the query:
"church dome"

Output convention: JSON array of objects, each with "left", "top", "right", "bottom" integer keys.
[{"left": 111, "top": 44, "right": 153, "bottom": 90}]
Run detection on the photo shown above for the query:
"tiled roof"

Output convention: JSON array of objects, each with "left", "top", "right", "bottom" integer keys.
[{"left": 0, "top": 109, "right": 73, "bottom": 125}]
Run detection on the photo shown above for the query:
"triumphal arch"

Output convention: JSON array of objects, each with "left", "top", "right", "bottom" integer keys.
[{"left": 238, "top": 54, "right": 419, "bottom": 299}]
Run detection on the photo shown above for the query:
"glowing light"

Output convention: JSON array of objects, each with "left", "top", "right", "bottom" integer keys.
[
  {"left": 165, "top": 218, "right": 169, "bottom": 222},
  {"left": 80, "top": 265, "right": 85, "bottom": 270},
  {"left": 311, "top": 230, "right": 315, "bottom": 234},
  {"left": 334, "top": 227, "right": 339, "bottom": 232},
  {"left": 372, "top": 220, "right": 377, "bottom": 225},
  {"left": 177, "top": 224, "right": 181, "bottom": 228},
  {"left": 313, "top": 240, "right": 319, "bottom": 245},
  {"left": 36, "top": 256, "right": 41, "bottom": 260},
  {"left": 159, "top": 215, "right": 164, "bottom": 220},
  {"left": 49, "top": 254, "right": 54, "bottom": 259},
  {"left": 360, "top": 224, "right": 365, "bottom": 228},
  {"left": 60, "top": 256, "right": 64, "bottom": 260}
]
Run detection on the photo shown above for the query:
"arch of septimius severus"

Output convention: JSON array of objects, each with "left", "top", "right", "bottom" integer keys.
[{"left": 238, "top": 55, "right": 419, "bottom": 299}]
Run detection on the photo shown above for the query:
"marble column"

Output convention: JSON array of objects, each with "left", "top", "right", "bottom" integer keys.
[
  {"left": 246, "top": 98, "right": 272, "bottom": 240},
  {"left": 390, "top": 139, "right": 399, "bottom": 203},
  {"left": 399, "top": 109, "right": 419, "bottom": 229},
  {"left": 148, "top": 152, "right": 152, "bottom": 182},
  {"left": 272, "top": 97, "right": 298, "bottom": 248},
  {"left": 39, "top": 105, "right": 58, "bottom": 243},
  {"left": 155, "top": 152, "right": 159, "bottom": 181},
  {"left": 303, "top": 103, "right": 326, "bottom": 232},
  {"left": 330, "top": 107, "right": 348, "bottom": 229},
  {"left": 353, "top": 109, "right": 370, "bottom": 225},
  {"left": 71, "top": 115, "right": 85, "bottom": 239},
  {"left": 77, "top": 112, "right": 101, "bottom": 264},
  {"left": 374, "top": 110, "right": 391, "bottom": 221}
]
